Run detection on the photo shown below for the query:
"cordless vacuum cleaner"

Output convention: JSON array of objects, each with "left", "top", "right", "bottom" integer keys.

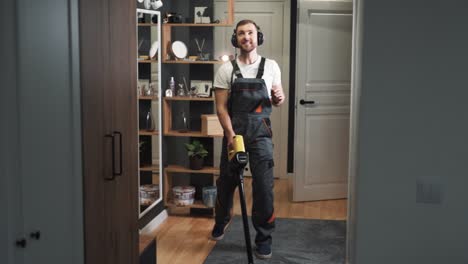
[{"left": 228, "top": 135, "right": 254, "bottom": 264}]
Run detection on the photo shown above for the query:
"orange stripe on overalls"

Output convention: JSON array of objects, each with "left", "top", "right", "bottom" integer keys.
[{"left": 267, "top": 212, "right": 275, "bottom": 223}]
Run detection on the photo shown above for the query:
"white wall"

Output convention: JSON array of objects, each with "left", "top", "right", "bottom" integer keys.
[{"left": 351, "top": 0, "right": 468, "bottom": 263}]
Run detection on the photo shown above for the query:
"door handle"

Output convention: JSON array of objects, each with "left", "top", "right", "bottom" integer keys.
[
  {"left": 113, "top": 131, "right": 123, "bottom": 176},
  {"left": 299, "top": 99, "right": 315, "bottom": 105},
  {"left": 105, "top": 133, "right": 116, "bottom": 181},
  {"left": 30, "top": 230, "right": 41, "bottom": 240},
  {"left": 16, "top": 238, "right": 27, "bottom": 248},
  {"left": 104, "top": 131, "right": 123, "bottom": 180}
]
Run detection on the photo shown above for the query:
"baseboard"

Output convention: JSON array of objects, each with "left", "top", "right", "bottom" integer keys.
[{"left": 139, "top": 209, "right": 168, "bottom": 235}]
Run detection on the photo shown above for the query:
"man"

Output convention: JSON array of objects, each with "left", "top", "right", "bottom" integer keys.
[{"left": 211, "top": 19, "right": 285, "bottom": 259}]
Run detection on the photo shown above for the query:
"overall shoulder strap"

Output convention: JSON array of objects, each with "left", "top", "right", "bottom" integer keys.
[
  {"left": 231, "top": 60, "right": 243, "bottom": 79},
  {"left": 255, "top": 57, "right": 266, "bottom": 79}
]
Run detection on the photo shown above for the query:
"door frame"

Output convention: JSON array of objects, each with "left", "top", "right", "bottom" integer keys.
[
  {"left": 289, "top": 0, "right": 363, "bottom": 262},
  {"left": 292, "top": 0, "right": 353, "bottom": 202},
  {"left": 346, "top": 0, "right": 363, "bottom": 262},
  {"left": 213, "top": 0, "right": 291, "bottom": 179}
]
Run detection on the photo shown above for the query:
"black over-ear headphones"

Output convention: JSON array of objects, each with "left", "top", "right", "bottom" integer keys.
[{"left": 231, "top": 22, "right": 264, "bottom": 48}]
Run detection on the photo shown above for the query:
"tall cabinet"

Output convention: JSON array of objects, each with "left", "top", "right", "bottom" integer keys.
[{"left": 80, "top": 0, "right": 139, "bottom": 263}]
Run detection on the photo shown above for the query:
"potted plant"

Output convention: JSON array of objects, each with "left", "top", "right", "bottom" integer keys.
[{"left": 185, "top": 140, "right": 208, "bottom": 170}]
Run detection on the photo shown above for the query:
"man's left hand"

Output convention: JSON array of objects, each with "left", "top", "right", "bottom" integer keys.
[{"left": 271, "top": 85, "right": 285, "bottom": 106}]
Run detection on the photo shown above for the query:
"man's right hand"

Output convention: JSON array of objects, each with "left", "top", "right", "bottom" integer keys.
[{"left": 226, "top": 131, "right": 235, "bottom": 148}]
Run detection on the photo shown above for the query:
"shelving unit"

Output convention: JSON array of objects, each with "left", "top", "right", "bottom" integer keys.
[{"left": 160, "top": 0, "right": 234, "bottom": 216}]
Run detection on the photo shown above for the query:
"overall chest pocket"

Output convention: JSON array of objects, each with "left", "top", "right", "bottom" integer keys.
[
  {"left": 229, "top": 78, "right": 268, "bottom": 113},
  {"left": 229, "top": 89, "right": 265, "bottom": 113}
]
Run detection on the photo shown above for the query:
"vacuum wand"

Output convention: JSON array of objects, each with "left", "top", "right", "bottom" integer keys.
[{"left": 228, "top": 135, "right": 254, "bottom": 264}]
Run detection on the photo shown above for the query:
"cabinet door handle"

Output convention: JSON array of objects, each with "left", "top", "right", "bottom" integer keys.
[
  {"left": 16, "top": 238, "right": 27, "bottom": 248},
  {"left": 30, "top": 231, "right": 41, "bottom": 240},
  {"left": 113, "top": 131, "right": 123, "bottom": 176},
  {"left": 104, "top": 133, "right": 117, "bottom": 181}
]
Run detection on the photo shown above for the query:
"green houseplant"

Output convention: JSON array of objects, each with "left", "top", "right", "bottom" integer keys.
[{"left": 185, "top": 140, "right": 208, "bottom": 170}]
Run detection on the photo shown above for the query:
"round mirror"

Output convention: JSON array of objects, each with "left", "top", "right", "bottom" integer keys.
[{"left": 171, "top": 41, "right": 188, "bottom": 59}]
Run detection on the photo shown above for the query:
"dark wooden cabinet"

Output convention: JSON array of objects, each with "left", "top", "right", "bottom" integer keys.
[{"left": 80, "top": 0, "right": 139, "bottom": 263}]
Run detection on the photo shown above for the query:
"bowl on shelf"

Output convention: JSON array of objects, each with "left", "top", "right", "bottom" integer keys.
[
  {"left": 140, "top": 184, "right": 160, "bottom": 206},
  {"left": 172, "top": 186, "right": 195, "bottom": 206}
]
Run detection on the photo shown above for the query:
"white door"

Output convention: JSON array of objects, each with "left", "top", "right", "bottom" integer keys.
[
  {"left": 293, "top": 0, "right": 353, "bottom": 201},
  {"left": 214, "top": 0, "right": 289, "bottom": 178}
]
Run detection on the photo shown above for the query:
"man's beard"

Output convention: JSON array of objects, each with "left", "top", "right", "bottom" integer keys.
[{"left": 240, "top": 43, "right": 256, "bottom": 53}]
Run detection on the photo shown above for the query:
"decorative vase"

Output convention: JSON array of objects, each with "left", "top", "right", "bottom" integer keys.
[
  {"left": 145, "top": 110, "right": 155, "bottom": 131},
  {"left": 189, "top": 155, "right": 204, "bottom": 170}
]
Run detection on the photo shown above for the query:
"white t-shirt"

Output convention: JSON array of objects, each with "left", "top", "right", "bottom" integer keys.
[{"left": 213, "top": 56, "right": 281, "bottom": 98}]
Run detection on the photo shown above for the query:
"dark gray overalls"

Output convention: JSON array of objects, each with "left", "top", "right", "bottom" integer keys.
[{"left": 215, "top": 57, "right": 275, "bottom": 247}]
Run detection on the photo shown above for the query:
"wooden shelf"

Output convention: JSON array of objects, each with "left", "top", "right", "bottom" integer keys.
[
  {"left": 162, "top": 60, "right": 224, "bottom": 64},
  {"left": 138, "top": 59, "right": 158, "bottom": 63},
  {"left": 138, "top": 95, "right": 158, "bottom": 100},
  {"left": 165, "top": 199, "right": 211, "bottom": 209},
  {"left": 165, "top": 164, "right": 220, "bottom": 174},
  {"left": 163, "top": 23, "right": 233, "bottom": 27},
  {"left": 164, "top": 130, "right": 221, "bottom": 137},
  {"left": 138, "top": 23, "right": 159, "bottom": 27},
  {"left": 139, "top": 164, "right": 160, "bottom": 172},
  {"left": 164, "top": 96, "right": 214, "bottom": 101},
  {"left": 139, "top": 130, "right": 159, "bottom": 136}
]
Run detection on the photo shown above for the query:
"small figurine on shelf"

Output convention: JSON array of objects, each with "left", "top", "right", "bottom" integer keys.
[
  {"left": 165, "top": 88, "right": 173, "bottom": 97},
  {"left": 189, "top": 85, "right": 197, "bottom": 97},
  {"left": 177, "top": 83, "right": 186, "bottom": 97},
  {"left": 138, "top": 12, "right": 145, "bottom": 23},
  {"left": 194, "top": 7, "right": 210, "bottom": 24},
  {"left": 137, "top": 84, "right": 142, "bottom": 96},
  {"left": 144, "top": 84, "right": 153, "bottom": 96},
  {"left": 149, "top": 82, "right": 158, "bottom": 97}
]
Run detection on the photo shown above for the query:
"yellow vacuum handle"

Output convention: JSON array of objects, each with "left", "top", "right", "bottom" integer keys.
[{"left": 228, "top": 135, "right": 245, "bottom": 161}]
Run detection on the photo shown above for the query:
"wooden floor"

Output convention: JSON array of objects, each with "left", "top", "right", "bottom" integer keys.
[{"left": 148, "top": 178, "right": 347, "bottom": 264}]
